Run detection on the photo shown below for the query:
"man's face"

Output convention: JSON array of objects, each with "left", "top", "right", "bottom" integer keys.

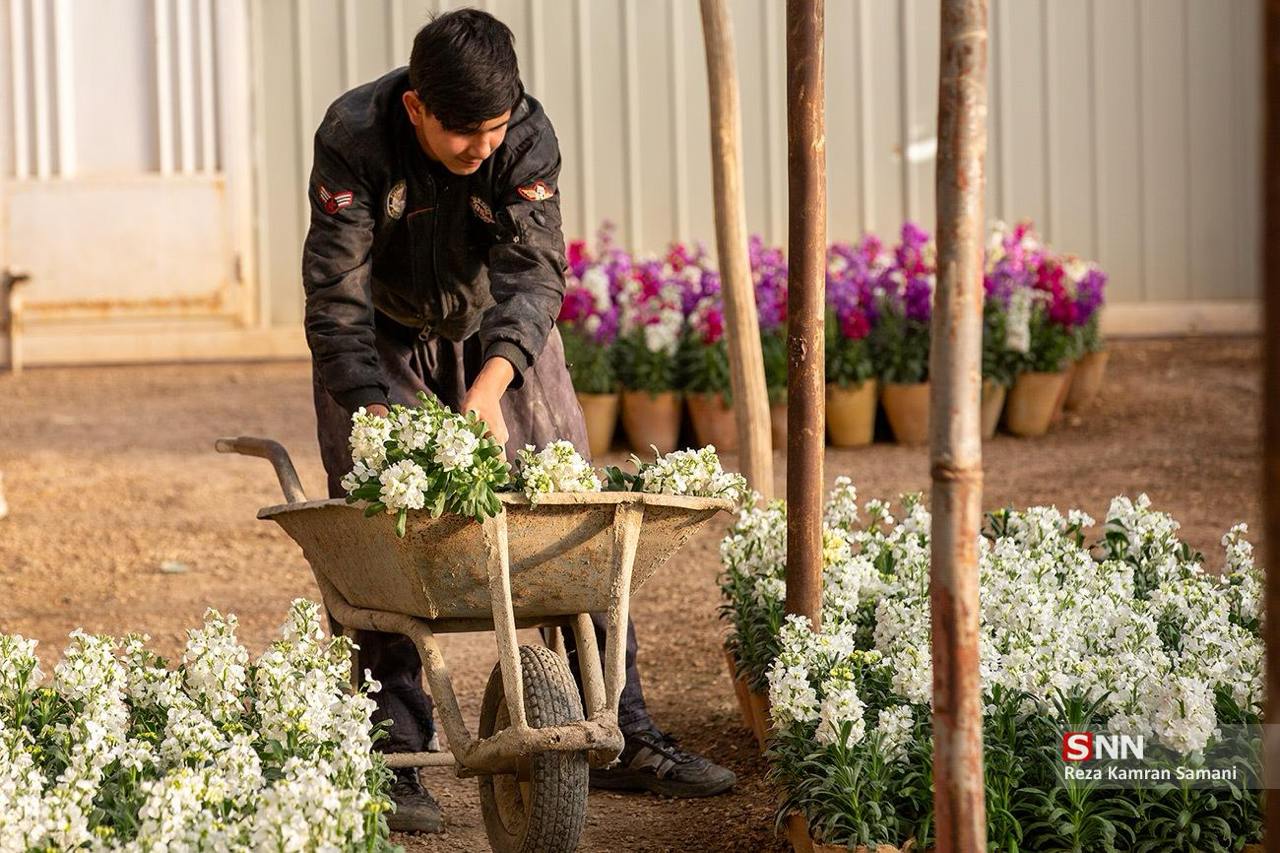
[{"left": 402, "top": 90, "right": 510, "bottom": 176}]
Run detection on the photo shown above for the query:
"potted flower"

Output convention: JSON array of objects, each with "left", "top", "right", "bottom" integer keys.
[
  {"left": 616, "top": 257, "right": 687, "bottom": 454},
  {"left": 1003, "top": 298, "right": 1075, "bottom": 437},
  {"left": 1064, "top": 258, "right": 1109, "bottom": 411},
  {"left": 681, "top": 294, "right": 737, "bottom": 450},
  {"left": 559, "top": 229, "right": 627, "bottom": 458},
  {"left": 870, "top": 224, "right": 933, "bottom": 445},
  {"left": 752, "top": 236, "right": 790, "bottom": 447},
  {"left": 985, "top": 222, "right": 1070, "bottom": 437},
  {"left": 980, "top": 226, "right": 1034, "bottom": 439},
  {"left": 825, "top": 238, "right": 882, "bottom": 447}
]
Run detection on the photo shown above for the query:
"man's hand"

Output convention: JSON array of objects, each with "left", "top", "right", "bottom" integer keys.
[
  {"left": 462, "top": 356, "right": 515, "bottom": 448},
  {"left": 365, "top": 403, "right": 390, "bottom": 418}
]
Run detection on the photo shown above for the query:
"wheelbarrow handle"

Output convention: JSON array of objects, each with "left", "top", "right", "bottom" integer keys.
[{"left": 214, "top": 436, "right": 308, "bottom": 505}]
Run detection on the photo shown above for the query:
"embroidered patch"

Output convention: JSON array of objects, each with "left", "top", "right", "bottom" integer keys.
[
  {"left": 385, "top": 179, "right": 406, "bottom": 219},
  {"left": 317, "top": 184, "right": 354, "bottom": 215},
  {"left": 470, "top": 195, "right": 496, "bottom": 224},
  {"left": 516, "top": 180, "right": 554, "bottom": 202}
]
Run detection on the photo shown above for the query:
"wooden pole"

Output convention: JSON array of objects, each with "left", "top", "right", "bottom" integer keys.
[
  {"left": 698, "top": 0, "right": 775, "bottom": 500},
  {"left": 784, "top": 0, "right": 825, "bottom": 627},
  {"left": 930, "top": 1, "right": 989, "bottom": 851},
  {"left": 1263, "top": 0, "right": 1280, "bottom": 844}
]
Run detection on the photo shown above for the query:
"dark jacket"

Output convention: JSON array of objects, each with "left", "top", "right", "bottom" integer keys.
[{"left": 302, "top": 67, "right": 568, "bottom": 410}]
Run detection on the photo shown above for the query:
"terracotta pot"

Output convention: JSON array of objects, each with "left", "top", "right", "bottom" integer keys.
[
  {"left": 1065, "top": 349, "right": 1110, "bottom": 411},
  {"left": 880, "top": 381, "right": 930, "bottom": 445},
  {"left": 722, "top": 646, "right": 756, "bottom": 740},
  {"left": 771, "top": 401, "right": 788, "bottom": 448},
  {"left": 1004, "top": 371, "right": 1068, "bottom": 437},
  {"left": 825, "top": 380, "right": 878, "bottom": 447},
  {"left": 981, "top": 379, "right": 1007, "bottom": 440},
  {"left": 785, "top": 813, "right": 815, "bottom": 853},
  {"left": 686, "top": 392, "right": 738, "bottom": 451},
  {"left": 787, "top": 813, "right": 920, "bottom": 853},
  {"left": 620, "top": 390, "right": 682, "bottom": 455},
  {"left": 576, "top": 392, "right": 619, "bottom": 458},
  {"left": 1050, "top": 361, "right": 1076, "bottom": 425},
  {"left": 747, "top": 688, "right": 771, "bottom": 750}
]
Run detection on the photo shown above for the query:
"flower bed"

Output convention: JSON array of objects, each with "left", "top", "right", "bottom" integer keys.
[
  {"left": 720, "top": 484, "right": 1263, "bottom": 851},
  {"left": 0, "top": 601, "right": 393, "bottom": 851},
  {"left": 559, "top": 219, "right": 1109, "bottom": 453}
]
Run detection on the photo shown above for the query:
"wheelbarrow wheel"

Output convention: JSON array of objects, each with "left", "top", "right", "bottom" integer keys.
[{"left": 478, "top": 644, "right": 588, "bottom": 853}]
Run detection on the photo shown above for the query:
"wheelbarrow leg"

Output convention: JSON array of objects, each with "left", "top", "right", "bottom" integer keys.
[
  {"left": 482, "top": 511, "right": 527, "bottom": 730},
  {"left": 603, "top": 503, "right": 645, "bottom": 713},
  {"left": 571, "top": 613, "right": 606, "bottom": 718}
]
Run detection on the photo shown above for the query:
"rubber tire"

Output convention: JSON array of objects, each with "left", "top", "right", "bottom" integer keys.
[{"left": 478, "top": 645, "right": 588, "bottom": 853}]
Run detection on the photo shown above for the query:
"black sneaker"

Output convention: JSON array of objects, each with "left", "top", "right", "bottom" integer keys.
[
  {"left": 589, "top": 724, "right": 737, "bottom": 797},
  {"left": 386, "top": 768, "right": 444, "bottom": 834}
]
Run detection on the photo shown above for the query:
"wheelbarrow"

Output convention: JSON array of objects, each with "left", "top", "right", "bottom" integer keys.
[{"left": 215, "top": 436, "right": 732, "bottom": 852}]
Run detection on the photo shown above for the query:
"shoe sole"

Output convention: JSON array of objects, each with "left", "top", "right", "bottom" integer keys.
[
  {"left": 386, "top": 815, "right": 445, "bottom": 834},
  {"left": 588, "top": 768, "right": 737, "bottom": 798}
]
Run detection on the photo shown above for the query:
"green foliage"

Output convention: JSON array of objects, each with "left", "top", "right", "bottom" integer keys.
[
  {"left": 614, "top": 331, "right": 679, "bottom": 393},
  {"left": 869, "top": 304, "right": 930, "bottom": 384},
  {"left": 982, "top": 299, "right": 1022, "bottom": 387},
  {"left": 1022, "top": 304, "right": 1077, "bottom": 374},
  {"left": 825, "top": 309, "right": 876, "bottom": 388},
  {"left": 560, "top": 325, "right": 616, "bottom": 394},
  {"left": 762, "top": 328, "right": 789, "bottom": 405},
  {"left": 677, "top": 333, "right": 732, "bottom": 401}
]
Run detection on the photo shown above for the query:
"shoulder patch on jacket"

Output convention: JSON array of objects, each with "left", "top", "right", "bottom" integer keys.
[
  {"left": 317, "top": 184, "right": 354, "bottom": 215},
  {"left": 517, "top": 180, "right": 554, "bottom": 202}
]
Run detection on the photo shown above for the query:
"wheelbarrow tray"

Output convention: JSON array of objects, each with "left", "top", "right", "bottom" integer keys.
[{"left": 260, "top": 491, "right": 732, "bottom": 622}]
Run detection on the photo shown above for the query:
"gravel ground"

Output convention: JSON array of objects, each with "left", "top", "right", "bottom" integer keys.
[{"left": 0, "top": 336, "right": 1260, "bottom": 852}]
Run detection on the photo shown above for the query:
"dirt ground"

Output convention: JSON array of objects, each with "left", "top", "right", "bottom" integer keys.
[{"left": 0, "top": 336, "right": 1261, "bottom": 852}]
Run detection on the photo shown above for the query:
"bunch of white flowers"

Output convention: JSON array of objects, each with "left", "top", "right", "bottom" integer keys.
[
  {"left": 0, "top": 600, "right": 393, "bottom": 851},
  {"left": 745, "top": 484, "right": 1263, "bottom": 772},
  {"left": 628, "top": 445, "right": 748, "bottom": 504},
  {"left": 341, "top": 391, "right": 510, "bottom": 534},
  {"left": 514, "top": 440, "right": 601, "bottom": 502}
]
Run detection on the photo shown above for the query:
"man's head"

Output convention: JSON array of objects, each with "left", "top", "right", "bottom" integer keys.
[{"left": 403, "top": 9, "right": 522, "bottom": 175}]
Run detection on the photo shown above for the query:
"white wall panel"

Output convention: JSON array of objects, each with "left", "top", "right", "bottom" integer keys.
[{"left": 231, "top": 0, "right": 1263, "bottom": 327}]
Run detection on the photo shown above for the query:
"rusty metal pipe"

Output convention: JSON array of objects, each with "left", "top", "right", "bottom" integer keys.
[
  {"left": 214, "top": 436, "right": 308, "bottom": 504},
  {"left": 1265, "top": 0, "right": 1280, "bottom": 845},
  {"left": 931, "top": 1, "right": 990, "bottom": 851},
  {"left": 784, "top": 0, "right": 826, "bottom": 628}
]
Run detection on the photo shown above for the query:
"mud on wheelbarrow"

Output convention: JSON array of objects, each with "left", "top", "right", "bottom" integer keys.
[{"left": 216, "top": 436, "right": 732, "bottom": 852}]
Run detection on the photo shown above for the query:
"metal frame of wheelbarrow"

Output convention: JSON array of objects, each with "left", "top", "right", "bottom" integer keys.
[{"left": 215, "top": 436, "right": 696, "bottom": 778}]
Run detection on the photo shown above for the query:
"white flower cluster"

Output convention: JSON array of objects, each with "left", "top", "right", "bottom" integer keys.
[
  {"left": 0, "top": 600, "right": 391, "bottom": 851},
  {"left": 514, "top": 441, "right": 601, "bottom": 502},
  {"left": 617, "top": 269, "right": 684, "bottom": 356},
  {"left": 341, "top": 392, "right": 510, "bottom": 529},
  {"left": 738, "top": 482, "right": 1263, "bottom": 765},
  {"left": 633, "top": 446, "right": 749, "bottom": 505}
]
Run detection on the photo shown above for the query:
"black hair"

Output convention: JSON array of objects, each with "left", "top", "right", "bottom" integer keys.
[{"left": 409, "top": 9, "right": 523, "bottom": 133}]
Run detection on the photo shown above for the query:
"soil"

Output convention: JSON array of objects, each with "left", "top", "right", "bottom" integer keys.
[{"left": 0, "top": 336, "right": 1260, "bottom": 852}]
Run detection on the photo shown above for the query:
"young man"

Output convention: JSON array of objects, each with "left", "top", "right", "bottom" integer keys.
[{"left": 302, "top": 9, "right": 735, "bottom": 834}]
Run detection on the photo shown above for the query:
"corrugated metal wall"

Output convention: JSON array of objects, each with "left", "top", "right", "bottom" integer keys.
[{"left": 252, "top": 0, "right": 1263, "bottom": 329}]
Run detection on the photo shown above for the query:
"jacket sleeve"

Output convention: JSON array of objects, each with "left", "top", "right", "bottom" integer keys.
[
  {"left": 301, "top": 113, "right": 388, "bottom": 411},
  {"left": 480, "top": 124, "right": 569, "bottom": 388}
]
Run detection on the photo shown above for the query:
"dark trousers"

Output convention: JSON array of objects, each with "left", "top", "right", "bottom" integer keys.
[{"left": 313, "top": 314, "right": 651, "bottom": 753}]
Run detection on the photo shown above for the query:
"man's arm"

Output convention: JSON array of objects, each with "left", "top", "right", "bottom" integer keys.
[
  {"left": 478, "top": 121, "right": 569, "bottom": 389},
  {"left": 302, "top": 112, "right": 387, "bottom": 412}
]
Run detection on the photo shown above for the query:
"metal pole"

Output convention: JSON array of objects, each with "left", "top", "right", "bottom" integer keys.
[
  {"left": 699, "top": 0, "right": 775, "bottom": 499},
  {"left": 1263, "top": 0, "right": 1280, "bottom": 845},
  {"left": 784, "top": 0, "right": 825, "bottom": 628},
  {"left": 930, "top": 1, "right": 989, "bottom": 851}
]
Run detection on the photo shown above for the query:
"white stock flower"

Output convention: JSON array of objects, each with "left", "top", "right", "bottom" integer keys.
[
  {"left": 348, "top": 408, "right": 393, "bottom": 467},
  {"left": 874, "top": 705, "right": 916, "bottom": 763},
  {"left": 815, "top": 675, "right": 866, "bottom": 749},
  {"left": 516, "top": 441, "right": 601, "bottom": 502},
  {"left": 432, "top": 419, "right": 480, "bottom": 472},
  {"left": 377, "top": 459, "right": 429, "bottom": 512},
  {"left": 1005, "top": 287, "right": 1032, "bottom": 354}
]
